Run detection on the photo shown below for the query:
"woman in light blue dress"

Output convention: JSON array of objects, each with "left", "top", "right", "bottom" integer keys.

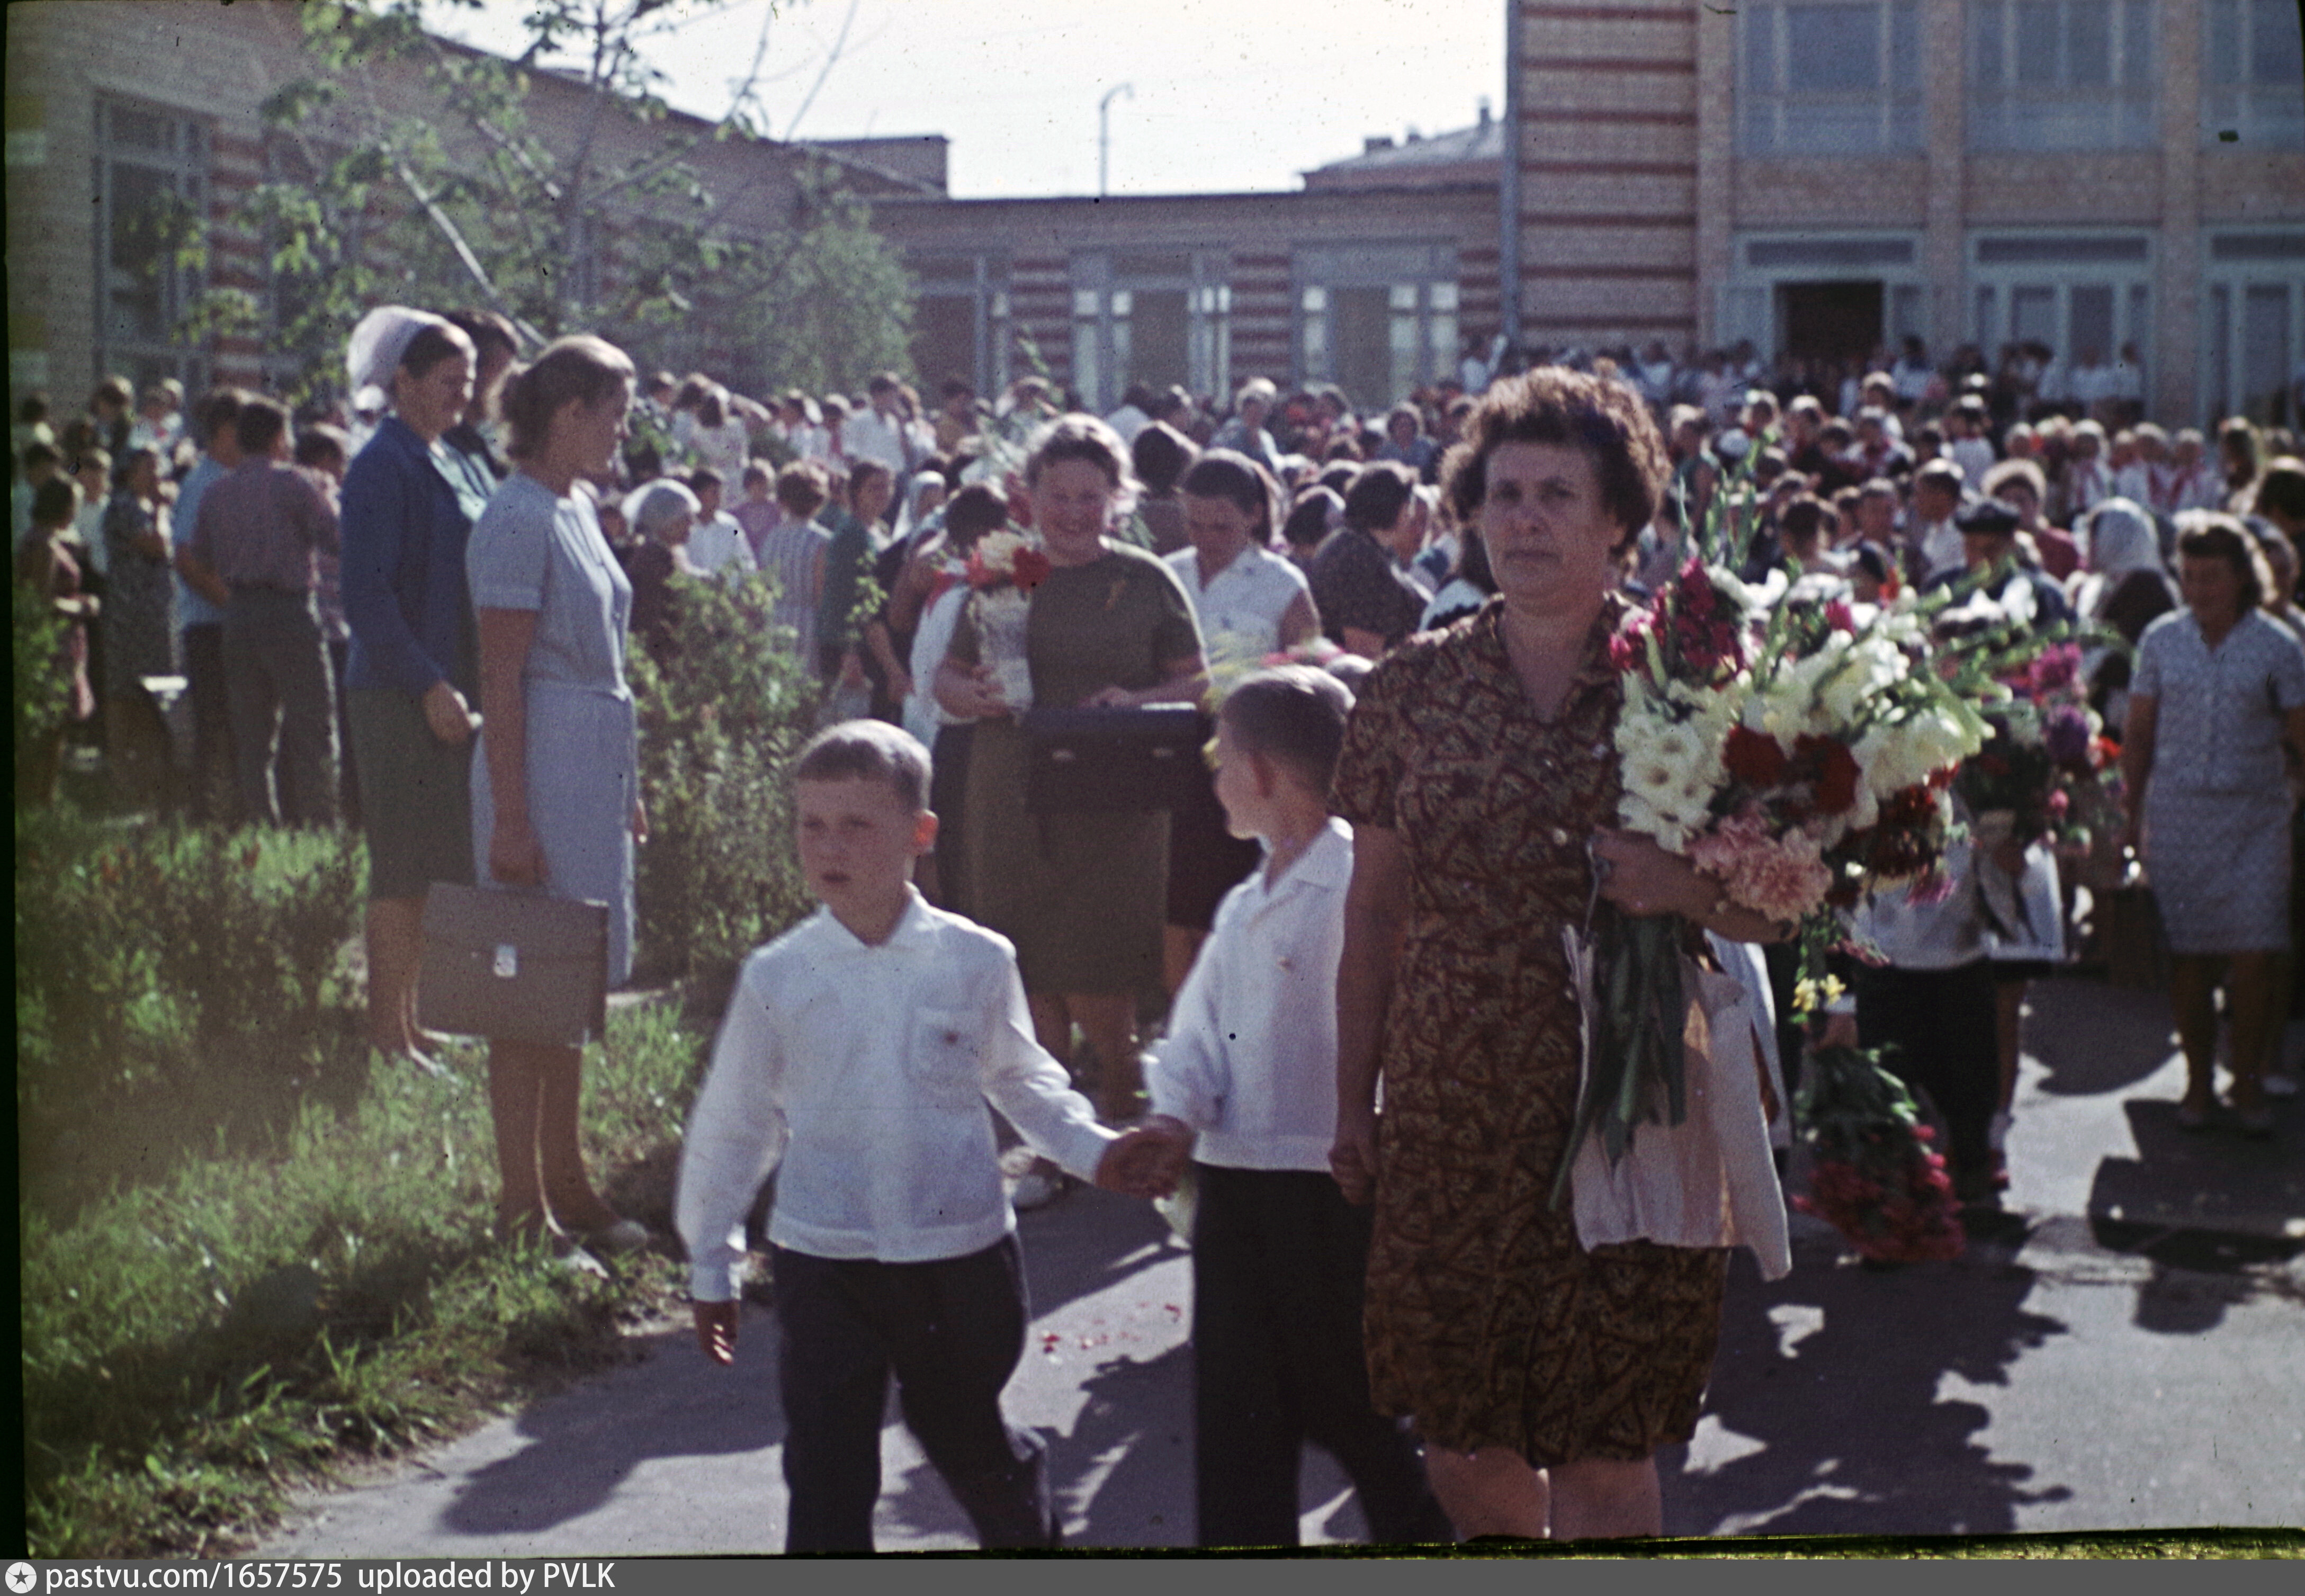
[
  {"left": 467, "top": 334, "right": 648, "bottom": 1251},
  {"left": 2123, "top": 515, "right": 2305, "bottom": 1138}
]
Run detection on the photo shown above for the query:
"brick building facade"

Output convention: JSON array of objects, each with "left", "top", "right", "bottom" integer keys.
[
  {"left": 3, "top": 0, "right": 925, "bottom": 406},
  {"left": 865, "top": 129, "right": 1504, "bottom": 415},
  {"left": 1510, "top": 0, "right": 2305, "bottom": 424},
  {"left": 8, "top": 2, "right": 2298, "bottom": 427}
]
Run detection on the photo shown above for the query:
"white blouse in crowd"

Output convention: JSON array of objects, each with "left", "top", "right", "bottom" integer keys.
[
  {"left": 676, "top": 890, "right": 1115, "bottom": 1295},
  {"left": 2132, "top": 609, "right": 2305, "bottom": 794},
  {"left": 681, "top": 416, "right": 752, "bottom": 482},
  {"left": 1163, "top": 540, "right": 1310, "bottom": 680},
  {"left": 1146, "top": 818, "right": 1354, "bottom": 1172},
  {"left": 840, "top": 406, "right": 928, "bottom": 476},
  {"left": 1852, "top": 831, "right": 1987, "bottom": 973},
  {"left": 683, "top": 511, "right": 756, "bottom": 578},
  {"left": 904, "top": 569, "right": 971, "bottom": 745}
]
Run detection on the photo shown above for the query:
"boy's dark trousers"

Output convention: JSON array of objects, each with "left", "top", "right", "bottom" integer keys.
[
  {"left": 771, "top": 1236, "right": 1057, "bottom": 1553},
  {"left": 1854, "top": 958, "right": 2000, "bottom": 1202},
  {"left": 1190, "top": 1163, "right": 1451, "bottom": 1548}
]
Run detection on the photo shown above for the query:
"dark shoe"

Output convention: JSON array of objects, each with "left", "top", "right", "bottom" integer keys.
[
  {"left": 2175, "top": 1101, "right": 2214, "bottom": 1132},
  {"left": 2236, "top": 1106, "right": 2277, "bottom": 1140}
]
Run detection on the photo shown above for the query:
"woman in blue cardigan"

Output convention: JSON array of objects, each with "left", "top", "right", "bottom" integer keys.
[{"left": 339, "top": 307, "right": 484, "bottom": 1076}]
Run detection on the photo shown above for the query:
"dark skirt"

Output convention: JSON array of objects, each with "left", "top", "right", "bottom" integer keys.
[{"left": 348, "top": 687, "right": 475, "bottom": 901}]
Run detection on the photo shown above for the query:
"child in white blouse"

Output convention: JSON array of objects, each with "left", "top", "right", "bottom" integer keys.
[
  {"left": 1143, "top": 667, "right": 1452, "bottom": 1549},
  {"left": 676, "top": 720, "right": 1180, "bottom": 1552}
]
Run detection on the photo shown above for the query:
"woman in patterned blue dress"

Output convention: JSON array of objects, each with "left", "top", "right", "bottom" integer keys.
[
  {"left": 2122, "top": 515, "right": 2305, "bottom": 1137},
  {"left": 468, "top": 335, "right": 648, "bottom": 1251}
]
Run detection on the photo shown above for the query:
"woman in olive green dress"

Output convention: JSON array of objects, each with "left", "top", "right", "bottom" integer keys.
[{"left": 936, "top": 415, "right": 1206, "bottom": 1118}]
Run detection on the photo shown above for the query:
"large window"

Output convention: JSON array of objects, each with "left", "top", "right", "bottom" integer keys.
[
  {"left": 2204, "top": 0, "right": 2305, "bottom": 150},
  {"left": 94, "top": 97, "right": 209, "bottom": 391},
  {"left": 1068, "top": 251, "right": 1230, "bottom": 411},
  {"left": 2203, "top": 233, "right": 2305, "bottom": 426},
  {"left": 909, "top": 253, "right": 1009, "bottom": 400},
  {"left": 1294, "top": 244, "right": 1458, "bottom": 411},
  {"left": 1969, "top": 1, "right": 2156, "bottom": 151},
  {"left": 1969, "top": 232, "right": 2154, "bottom": 406},
  {"left": 1737, "top": 1, "right": 1922, "bottom": 156}
]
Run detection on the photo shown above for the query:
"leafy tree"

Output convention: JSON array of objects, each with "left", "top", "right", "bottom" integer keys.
[{"left": 183, "top": 0, "right": 914, "bottom": 404}]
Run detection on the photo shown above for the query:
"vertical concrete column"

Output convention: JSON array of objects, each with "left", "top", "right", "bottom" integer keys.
[
  {"left": 1921, "top": 0, "right": 1968, "bottom": 354},
  {"left": 2156, "top": 0, "right": 2203, "bottom": 425},
  {"left": 1694, "top": 0, "right": 1736, "bottom": 349},
  {"left": 1501, "top": 0, "right": 1522, "bottom": 355}
]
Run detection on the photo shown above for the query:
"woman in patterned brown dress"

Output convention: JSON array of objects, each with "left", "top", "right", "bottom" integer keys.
[{"left": 1329, "top": 369, "right": 1783, "bottom": 1540}]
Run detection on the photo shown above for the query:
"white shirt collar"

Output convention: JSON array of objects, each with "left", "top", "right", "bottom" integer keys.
[
  {"left": 806, "top": 886, "right": 937, "bottom": 954},
  {"left": 1257, "top": 816, "right": 1353, "bottom": 898}
]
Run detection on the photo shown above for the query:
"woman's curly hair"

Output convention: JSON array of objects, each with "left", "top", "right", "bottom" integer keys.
[{"left": 1440, "top": 366, "right": 1670, "bottom": 552}]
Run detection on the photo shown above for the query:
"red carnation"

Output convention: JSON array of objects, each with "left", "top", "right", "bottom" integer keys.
[
  {"left": 1725, "top": 726, "right": 1788, "bottom": 788},
  {"left": 1011, "top": 546, "right": 1053, "bottom": 592},
  {"left": 1796, "top": 734, "right": 1861, "bottom": 816}
]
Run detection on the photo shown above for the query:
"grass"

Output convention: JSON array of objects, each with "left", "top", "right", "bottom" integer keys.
[{"left": 20, "top": 999, "right": 716, "bottom": 1559}]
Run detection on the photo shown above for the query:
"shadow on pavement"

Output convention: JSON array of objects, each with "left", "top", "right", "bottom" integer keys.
[
  {"left": 443, "top": 1186, "right": 1189, "bottom": 1544},
  {"left": 2084, "top": 1098, "right": 2305, "bottom": 1249},
  {"left": 2022, "top": 978, "right": 2177, "bottom": 1097},
  {"left": 442, "top": 1317, "right": 785, "bottom": 1538},
  {"left": 1664, "top": 1248, "right": 2074, "bottom": 1538},
  {"left": 1010, "top": 1183, "right": 1192, "bottom": 1322}
]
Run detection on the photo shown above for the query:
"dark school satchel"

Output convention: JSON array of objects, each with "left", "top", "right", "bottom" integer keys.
[
  {"left": 419, "top": 883, "right": 609, "bottom": 1046},
  {"left": 1020, "top": 705, "right": 1208, "bottom": 814}
]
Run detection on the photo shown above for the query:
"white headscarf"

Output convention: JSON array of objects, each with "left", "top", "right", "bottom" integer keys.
[
  {"left": 2085, "top": 497, "right": 2161, "bottom": 581},
  {"left": 2073, "top": 496, "right": 2166, "bottom": 622},
  {"left": 345, "top": 306, "right": 456, "bottom": 414}
]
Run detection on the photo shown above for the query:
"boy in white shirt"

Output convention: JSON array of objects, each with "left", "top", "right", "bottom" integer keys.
[
  {"left": 1143, "top": 667, "right": 1451, "bottom": 1549},
  {"left": 680, "top": 467, "right": 757, "bottom": 579},
  {"left": 677, "top": 720, "right": 1181, "bottom": 1553}
]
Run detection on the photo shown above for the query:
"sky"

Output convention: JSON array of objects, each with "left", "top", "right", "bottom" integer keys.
[{"left": 430, "top": 0, "right": 1505, "bottom": 198}]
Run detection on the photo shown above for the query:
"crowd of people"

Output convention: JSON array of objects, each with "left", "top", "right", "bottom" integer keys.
[{"left": 13, "top": 311, "right": 2305, "bottom": 1552}]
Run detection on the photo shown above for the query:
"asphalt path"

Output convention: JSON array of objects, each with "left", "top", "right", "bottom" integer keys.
[{"left": 259, "top": 977, "right": 2305, "bottom": 1555}]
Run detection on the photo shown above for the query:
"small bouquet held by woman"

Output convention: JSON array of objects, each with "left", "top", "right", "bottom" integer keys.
[{"left": 962, "top": 529, "right": 1051, "bottom": 712}]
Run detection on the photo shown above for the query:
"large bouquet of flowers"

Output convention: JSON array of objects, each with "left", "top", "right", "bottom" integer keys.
[
  {"left": 1559, "top": 490, "right": 2074, "bottom": 1197},
  {"left": 1792, "top": 1043, "right": 1966, "bottom": 1263},
  {"left": 964, "top": 530, "right": 1051, "bottom": 712}
]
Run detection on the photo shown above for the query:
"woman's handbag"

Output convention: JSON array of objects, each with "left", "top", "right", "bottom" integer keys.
[
  {"left": 418, "top": 883, "right": 609, "bottom": 1047},
  {"left": 1019, "top": 705, "right": 1207, "bottom": 814}
]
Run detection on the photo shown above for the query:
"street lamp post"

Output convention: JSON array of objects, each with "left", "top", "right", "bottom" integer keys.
[{"left": 1099, "top": 82, "right": 1133, "bottom": 197}]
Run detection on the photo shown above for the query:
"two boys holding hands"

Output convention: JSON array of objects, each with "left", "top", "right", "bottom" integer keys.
[{"left": 675, "top": 665, "right": 1438, "bottom": 1551}]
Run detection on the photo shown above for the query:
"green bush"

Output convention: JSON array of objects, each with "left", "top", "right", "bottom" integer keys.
[
  {"left": 15, "top": 813, "right": 364, "bottom": 1130},
  {"left": 21, "top": 1003, "right": 709, "bottom": 1558},
  {"left": 15, "top": 576, "right": 75, "bottom": 797},
  {"left": 629, "top": 567, "right": 819, "bottom": 984}
]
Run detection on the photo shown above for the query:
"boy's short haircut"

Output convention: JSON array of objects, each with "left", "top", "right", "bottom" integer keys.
[
  {"left": 234, "top": 396, "right": 291, "bottom": 456},
  {"left": 942, "top": 481, "right": 1008, "bottom": 546},
  {"left": 294, "top": 424, "right": 349, "bottom": 470},
  {"left": 1219, "top": 666, "right": 1356, "bottom": 791},
  {"left": 793, "top": 719, "right": 933, "bottom": 813},
  {"left": 688, "top": 466, "right": 724, "bottom": 495},
  {"left": 741, "top": 461, "right": 772, "bottom": 490}
]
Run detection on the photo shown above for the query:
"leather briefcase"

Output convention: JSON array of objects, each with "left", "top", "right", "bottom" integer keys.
[
  {"left": 419, "top": 883, "right": 609, "bottom": 1046},
  {"left": 1020, "top": 705, "right": 1208, "bottom": 814}
]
